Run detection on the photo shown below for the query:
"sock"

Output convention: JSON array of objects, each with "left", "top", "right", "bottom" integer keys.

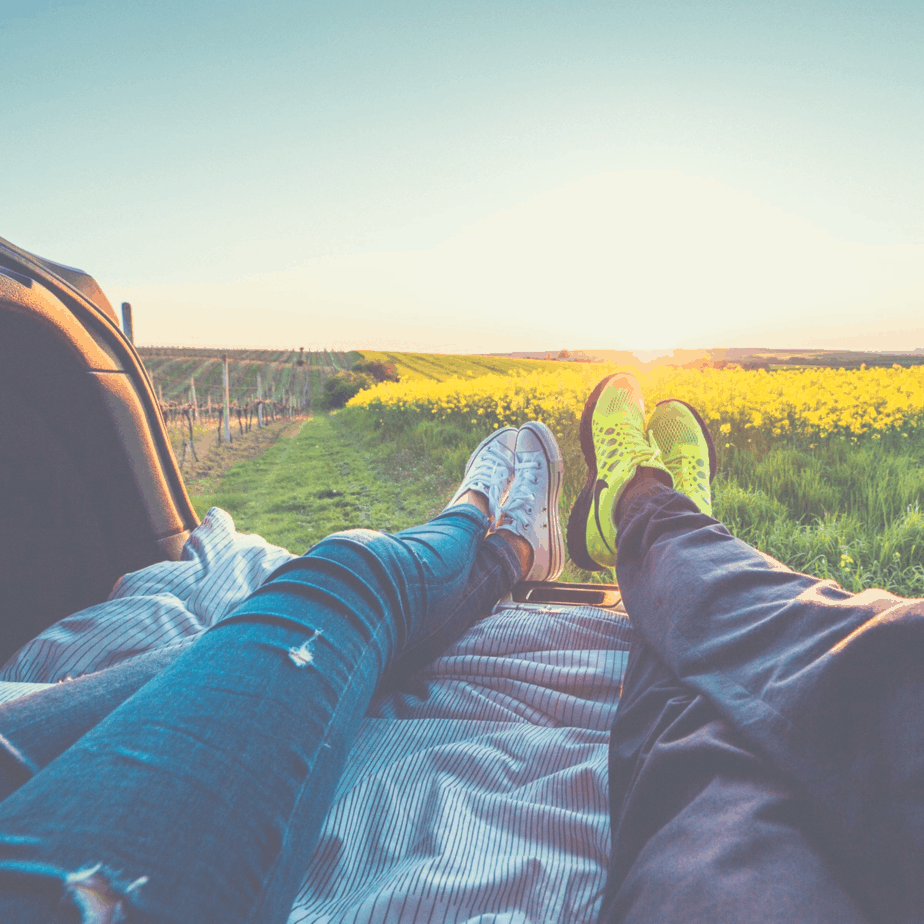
[{"left": 614, "top": 467, "right": 672, "bottom": 527}]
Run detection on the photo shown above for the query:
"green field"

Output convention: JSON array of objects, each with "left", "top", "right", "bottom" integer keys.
[
  {"left": 355, "top": 350, "right": 563, "bottom": 381},
  {"left": 335, "top": 405, "right": 924, "bottom": 593}
]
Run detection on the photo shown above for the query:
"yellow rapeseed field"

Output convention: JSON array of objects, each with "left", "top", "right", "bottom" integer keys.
[{"left": 349, "top": 363, "right": 924, "bottom": 445}]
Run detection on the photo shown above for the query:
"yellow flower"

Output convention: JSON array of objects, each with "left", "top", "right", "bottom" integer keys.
[{"left": 346, "top": 358, "right": 924, "bottom": 445}]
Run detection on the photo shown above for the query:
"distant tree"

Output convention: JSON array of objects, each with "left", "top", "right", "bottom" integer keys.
[
  {"left": 557, "top": 348, "right": 572, "bottom": 360},
  {"left": 323, "top": 371, "right": 375, "bottom": 408},
  {"left": 352, "top": 359, "right": 399, "bottom": 382}
]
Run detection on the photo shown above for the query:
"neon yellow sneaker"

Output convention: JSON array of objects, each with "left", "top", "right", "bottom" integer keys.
[
  {"left": 566, "top": 374, "right": 670, "bottom": 571},
  {"left": 646, "top": 399, "right": 717, "bottom": 516}
]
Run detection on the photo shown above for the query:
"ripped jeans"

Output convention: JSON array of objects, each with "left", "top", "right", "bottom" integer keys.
[{"left": 0, "top": 504, "right": 520, "bottom": 923}]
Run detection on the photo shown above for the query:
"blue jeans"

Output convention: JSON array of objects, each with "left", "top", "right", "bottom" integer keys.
[
  {"left": 0, "top": 505, "right": 520, "bottom": 923},
  {"left": 598, "top": 483, "right": 924, "bottom": 924}
]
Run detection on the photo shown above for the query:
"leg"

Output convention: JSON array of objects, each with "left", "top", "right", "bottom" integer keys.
[
  {"left": 0, "top": 504, "right": 497, "bottom": 924},
  {"left": 614, "top": 481, "right": 924, "bottom": 923},
  {"left": 387, "top": 530, "right": 521, "bottom": 679},
  {"left": 0, "top": 421, "right": 564, "bottom": 923},
  {"left": 0, "top": 533, "right": 522, "bottom": 798},
  {"left": 0, "top": 644, "right": 187, "bottom": 800},
  {"left": 598, "top": 630, "right": 868, "bottom": 924},
  {"left": 569, "top": 375, "right": 924, "bottom": 922},
  {"left": 0, "top": 427, "right": 536, "bottom": 804}
]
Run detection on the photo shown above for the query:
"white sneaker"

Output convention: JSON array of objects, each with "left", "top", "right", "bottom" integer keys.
[
  {"left": 496, "top": 421, "right": 565, "bottom": 581},
  {"left": 446, "top": 427, "right": 518, "bottom": 521}
]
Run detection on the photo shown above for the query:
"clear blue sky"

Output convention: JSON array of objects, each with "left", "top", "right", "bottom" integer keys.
[{"left": 4, "top": 0, "right": 923, "bottom": 351}]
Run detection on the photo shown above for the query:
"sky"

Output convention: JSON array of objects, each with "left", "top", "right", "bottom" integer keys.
[{"left": 4, "top": 0, "right": 923, "bottom": 353}]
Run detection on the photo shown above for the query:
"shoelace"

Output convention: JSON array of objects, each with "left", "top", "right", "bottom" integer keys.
[
  {"left": 467, "top": 448, "right": 512, "bottom": 514},
  {"left": 645, "top": 434, "right": 668, "bottom": 468},
  {"left": 652, "top": 436, "right": 704, "bottom": 494},
  {"left": 599, "top": 425, "right": 660, "bottom": 472},
  {"left": 496, "top": 456, "right": 542, "bottom": 533}
]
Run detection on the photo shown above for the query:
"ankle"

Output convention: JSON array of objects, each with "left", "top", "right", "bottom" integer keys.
[
  {"left": 455, "top": 489, "right": 491, "bottom": 518},
  {"left": 614, "top": 468, "right": 672, "bottom": 526},
  {"left": 495, "top": 528, "right": 532, "bottom": 579}
]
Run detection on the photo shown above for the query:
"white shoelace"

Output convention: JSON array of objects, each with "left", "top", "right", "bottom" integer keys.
[
  {"left": 466, "top": 447, "right": 513, "bottom": 514},
  {"left": 497, "top": 456, "right": 543, "bottom": 534}
]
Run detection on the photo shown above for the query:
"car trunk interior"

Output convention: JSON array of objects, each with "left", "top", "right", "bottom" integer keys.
[{"left": 0, "top": 285, "right": 195, "bottom": 666}]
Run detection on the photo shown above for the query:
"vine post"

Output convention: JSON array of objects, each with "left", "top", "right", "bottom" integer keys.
[
  {"left": 257, "top": 373, "right": 264, "bottom": 428},
  {"left": 222, "top": 355, "right": 232, "bottom": 444},
  {"left": 121, "top": 302, "right": 134, "bottom": 343}
]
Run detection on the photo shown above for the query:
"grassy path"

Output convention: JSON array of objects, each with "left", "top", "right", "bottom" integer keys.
[{"left": 187, "top": 413, "right": 458, "bottom": 555}]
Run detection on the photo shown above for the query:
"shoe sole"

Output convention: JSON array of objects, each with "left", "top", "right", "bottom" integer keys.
[
  {"left": 518, "top": 420, "right": 565, "bottom": 581},
  {"left": 652, "top": 399, "right": 718, "bottom": 483},
  {"left": 566, "top": 374, "right": 625, "bottom": 573}
]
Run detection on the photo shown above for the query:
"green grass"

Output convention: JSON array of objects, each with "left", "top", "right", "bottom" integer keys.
[
  {"left": 714, "top": 435, "right": 924, "bottom": 595},
  {"left": 187, "top": 413, "right": 459, "bottom": 553}
]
